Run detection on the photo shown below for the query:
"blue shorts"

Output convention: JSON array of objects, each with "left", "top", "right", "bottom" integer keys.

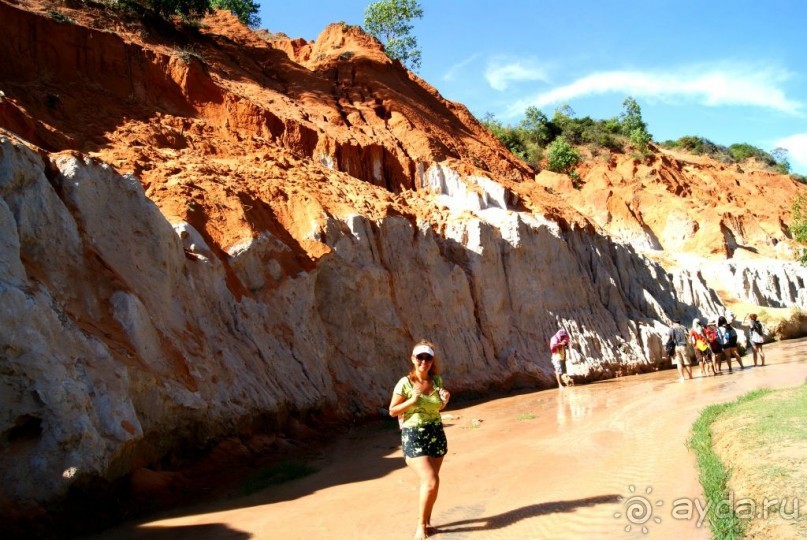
[{"left": 401, "top": 422, "right": 447, "bottom": 458}]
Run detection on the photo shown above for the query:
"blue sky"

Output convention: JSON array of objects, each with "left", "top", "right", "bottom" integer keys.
[{"left": 258, "top": 0, "right": 807, "bottom": 175}]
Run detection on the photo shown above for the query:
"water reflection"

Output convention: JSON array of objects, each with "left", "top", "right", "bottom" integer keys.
[{"left": 556, "top": 387, "right": 596, "bottom": 426}]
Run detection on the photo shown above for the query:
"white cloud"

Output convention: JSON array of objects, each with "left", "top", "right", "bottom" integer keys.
[
  {"left": 774, "top": 133, "right": 807, "bottom": 174},
  {"left": 504, "top": 63, "right": 803, "bottom": 117},
  {"left": 484, "top": 58, "right": 550, "bottom": 91},
  {"left": 442, "top": 54, "right": 479, "bottom": 82}
]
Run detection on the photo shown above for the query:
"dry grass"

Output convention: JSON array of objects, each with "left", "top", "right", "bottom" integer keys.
[{"left": 708, "top": 385, "right": 807, "bottom": 539}]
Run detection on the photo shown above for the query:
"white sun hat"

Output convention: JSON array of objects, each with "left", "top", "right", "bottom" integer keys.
[{"left": 412, "top": 344, "right": 434, "bottom": 357}]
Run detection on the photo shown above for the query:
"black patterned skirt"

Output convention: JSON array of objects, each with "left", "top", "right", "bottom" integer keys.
[{"left": 401, "top": 422, "right": 447, "bottom": 458}]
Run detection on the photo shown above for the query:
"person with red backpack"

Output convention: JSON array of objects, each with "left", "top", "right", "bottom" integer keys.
[
  {"left": 702, "top": 321, "right": 721, "bottom": 376},
  {"left": 689, "top": 319, "right": 714, "bottom": 377}
]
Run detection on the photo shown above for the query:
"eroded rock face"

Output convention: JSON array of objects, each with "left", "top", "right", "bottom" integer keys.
[
  {"left": 1, "top": 135, "right": 711, "bottom": 505},
  {"left": 711, "top": 261, "right": 807, "bottom": 309}
]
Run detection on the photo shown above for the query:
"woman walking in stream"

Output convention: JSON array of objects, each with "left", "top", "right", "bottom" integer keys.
[
  {"left": 389, "top": 340, "right": 451, "bottom": 540},
  {"left": 745, "top": 313, "right": 767, "bottom": 366}
]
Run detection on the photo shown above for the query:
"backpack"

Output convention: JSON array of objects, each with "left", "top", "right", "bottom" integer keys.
[
  {"left": 704, "top": 326, "right": 719, "bottom": 347},
  {"left": 721, "top": 325, "right": 738, "bottom": 347},
  {"left": 672, "top": 324, "right": 688, "bottom": 346},
  {"left": 694, "top": 334, "right": 709, "bottom": 352},
  {"left": 750, "top": 320, "right": 765, "bottom": 344},
  {"left": 664, "top": 335, "right": 675, "bottom": 356}
]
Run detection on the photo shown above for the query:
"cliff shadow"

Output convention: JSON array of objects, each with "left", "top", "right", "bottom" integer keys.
[
  {"left": 94, "top": 523, "right": 252, "bottom": 540},
  {"left": 84, "top": 418, "right": 403, "bottom": 539}
]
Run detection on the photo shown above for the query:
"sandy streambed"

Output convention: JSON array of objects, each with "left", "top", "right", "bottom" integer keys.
[{"left": 91, "top": 339, "right": 807, "bottom": 540}]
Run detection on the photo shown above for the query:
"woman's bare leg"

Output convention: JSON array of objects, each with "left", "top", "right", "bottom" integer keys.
[
  {"left": 425, "top": 457, "right": 443, "bottom": 528},
  {"left": 406, "top": 455, "right": 444, "bottom": 538},
  {"left": 733, "top": 348, "right": 744, "bottom": 369}
]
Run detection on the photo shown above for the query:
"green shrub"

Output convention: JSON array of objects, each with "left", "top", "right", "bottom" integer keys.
[
  {"left": 728, "top": 143, "right": 769, "bottom": 163},
  {"left": 524, "top": 143, "right": 544, "bottom": 168},
  {"left": 519, "top": 106, "right": 556, "bottom": 146},
  {"left": 552, "top": 105, "right": 584, "bottom": 144},
  {"left": 482, "top": 113, "right": 530, "bottom": 163},
  {"left": 630, "top": 128, "right": 652, "bottom": 154},
  {"left": 546, "top": 137, "right": 580, "bottom": 174},
  {"left": 663, "top": 136, "right": 729, "bottom": 158}
]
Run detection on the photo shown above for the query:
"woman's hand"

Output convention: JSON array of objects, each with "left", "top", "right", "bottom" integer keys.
[{"left": 438, "top": 388, "right": 450, "bottom": 404}]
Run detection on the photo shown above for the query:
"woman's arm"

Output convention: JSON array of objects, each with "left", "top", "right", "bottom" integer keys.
[{"left": 389, "top": 387, "right": 420, "bottom": 417}]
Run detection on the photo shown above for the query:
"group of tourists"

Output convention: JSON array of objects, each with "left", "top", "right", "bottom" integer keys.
[
  {"left": 666, "top": 313, "right": 766, "bottom": 381},
  {"left": 388, "top": 314, "right": 768, "bottom": 538}
]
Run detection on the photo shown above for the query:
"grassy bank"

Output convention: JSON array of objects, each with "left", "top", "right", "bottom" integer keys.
[{"left": 688, "top": 384, "right": 807, "bottom": 539}]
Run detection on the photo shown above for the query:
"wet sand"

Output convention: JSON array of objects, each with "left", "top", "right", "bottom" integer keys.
[{"left": 92, "top": 339, "right": 807, "bottom": 540}]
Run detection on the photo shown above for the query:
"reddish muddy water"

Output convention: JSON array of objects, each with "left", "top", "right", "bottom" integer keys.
[{"left": 92, "top": 339, "right": 807, "bottom": 540}]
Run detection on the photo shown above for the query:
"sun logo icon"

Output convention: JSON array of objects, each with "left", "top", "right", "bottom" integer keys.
[{"left": 614, "top": 485, "right": 663, "bottom": 534}]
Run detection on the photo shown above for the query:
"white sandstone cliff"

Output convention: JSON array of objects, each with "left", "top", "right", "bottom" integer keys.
[{"left": 1, "top": 134, "right": 803, "bottom": 509}]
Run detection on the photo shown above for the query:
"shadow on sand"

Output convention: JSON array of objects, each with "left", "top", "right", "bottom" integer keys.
[
  {"left": 115, "top": 523, "right": 252, "bottom": 540},
  {"left": 436, "top": 494, "right": 621, "bottom": 534}
]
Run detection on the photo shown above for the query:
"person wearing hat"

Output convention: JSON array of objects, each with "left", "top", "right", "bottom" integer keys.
[
  {"left": 389, "top": 340, "right": 451, "bottom": 540},
  {"left": 550, "top": 328, "right": 572, "bottom": 387}
]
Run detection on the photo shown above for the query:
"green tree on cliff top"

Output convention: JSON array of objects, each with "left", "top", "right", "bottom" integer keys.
[
  {"left": 364, "top": 0, "right": 423, "bottom": 71},
  {"left": 212, "top": 0, "right": 261, "bottom": 27}
]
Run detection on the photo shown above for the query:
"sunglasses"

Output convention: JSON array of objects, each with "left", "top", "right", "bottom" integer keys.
[{"left": 415, "top": 354, "right": 433, "bottom": 362}]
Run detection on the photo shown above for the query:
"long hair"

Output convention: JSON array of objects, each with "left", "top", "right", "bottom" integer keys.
[{"left": 408, "top": 338, "right": 441, "bottom": 379}]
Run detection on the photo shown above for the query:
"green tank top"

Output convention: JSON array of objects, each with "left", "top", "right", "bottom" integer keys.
[{"left": 394, "top": 375, "right": 444, "bottom": 429}]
